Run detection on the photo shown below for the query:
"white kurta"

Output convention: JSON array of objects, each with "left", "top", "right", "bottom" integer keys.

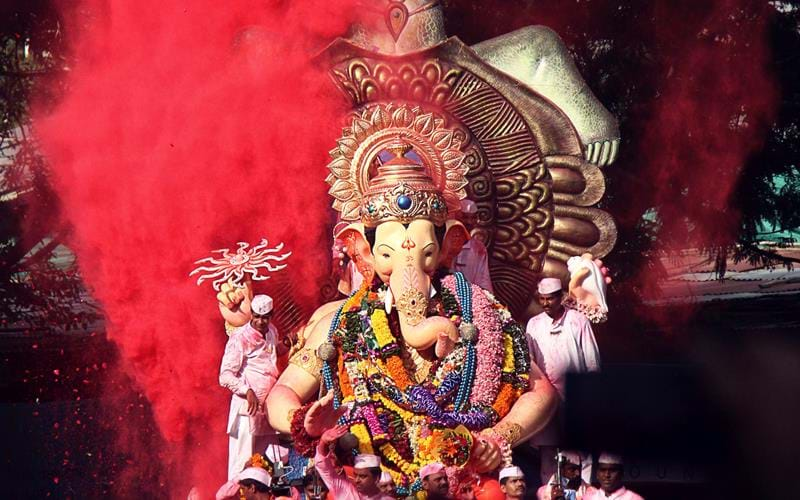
[
  {"left": 583, "top": 486, "right": 644, "bottom": 500},
  {"left": 452, "top": 238, "right": 493, "bottom": 293},
  {"left": 526, "top": 308, "right": 600, "bottom": 400},
  {"left": 219, "top": 322, "right": 281, "bottom": 478},
  {"left": 526, "top": 307, "right": 600, "bottom": 478}
]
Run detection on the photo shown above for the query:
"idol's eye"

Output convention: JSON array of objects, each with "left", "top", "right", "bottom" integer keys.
[
  {"left": 382, "top": 253, "right": 390, "bottom": 259},
  {"left": 424, "top": 251, "right": 433, "bottom": 258}
]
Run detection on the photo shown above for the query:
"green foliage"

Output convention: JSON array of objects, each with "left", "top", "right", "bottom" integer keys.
[{"left": 0, "top": 2, "right": 98, "bottom": 330}]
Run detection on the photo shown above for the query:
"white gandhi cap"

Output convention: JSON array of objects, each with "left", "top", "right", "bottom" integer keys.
[
  {"left": 561, "top": 451, "right": 582, "bottom": 466},
  {"left": 537, "top": 277, "right": 563, "bottom": 295},
  {"left": 238, "top": 467, "right": 272, "bottom": 487},
  {"left": 420, "top": 462, "right": 445, "bottom": 479},
  {"left": 597, "top": 453, "right": 623, "bottom": 465},
  {"left": 251, "top": 294, "right": 274, "bottom": 315},
  {"left": 354, "top": 454, "right": 381, "bottom": 469},
  {"left": 498, "top": 466, "right": 524, "bottom": 480}
]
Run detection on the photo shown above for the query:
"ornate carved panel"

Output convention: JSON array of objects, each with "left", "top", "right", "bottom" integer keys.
[{"left": 322, "top": 38, "right": 617, "bottom": 317}]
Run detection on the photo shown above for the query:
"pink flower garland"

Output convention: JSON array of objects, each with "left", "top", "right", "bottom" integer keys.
[{"left": 441, "top": 276, "right": 504, "bottom": 406}]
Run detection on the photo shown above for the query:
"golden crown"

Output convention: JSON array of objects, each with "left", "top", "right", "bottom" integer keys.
[
  {"left": 326, "top": 103, "right": 470, "bottom": 225},
  {"left": 360, "top": 141, "right": 448, "bottom": 227}
]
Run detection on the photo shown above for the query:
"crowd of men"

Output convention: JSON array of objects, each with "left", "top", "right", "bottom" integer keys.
[
  {"left": 213, "top": 451, "right": 642, "bottom": 500},
  {"left": 213, "top": 200, "right": 642, "bottom": 499}
]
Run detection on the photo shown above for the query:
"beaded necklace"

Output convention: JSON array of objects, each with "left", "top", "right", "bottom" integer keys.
[{"left": 321, "top": 273, "right": 531, "bottom": 495}]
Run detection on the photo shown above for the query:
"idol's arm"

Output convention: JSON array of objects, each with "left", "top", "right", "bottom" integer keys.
[
  {"left": 494, "top": 362, "right": 558, "bottom": 446},
  {"left": 266, "top": 370, "right": 320, "bottom": 434},
  {"left": 266, "top": 304, "right": 341, "bottom": 433}
]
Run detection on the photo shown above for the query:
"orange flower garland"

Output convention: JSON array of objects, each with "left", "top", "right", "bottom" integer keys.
[
  {"left": 371, "top": 309, "right": 413, "bottom": 390},
  {"left": 338, "top": 354, "right": 353, "bottom": 398},
  {"left": 491, "top": 382, "right": 516, "bottom": 417}
]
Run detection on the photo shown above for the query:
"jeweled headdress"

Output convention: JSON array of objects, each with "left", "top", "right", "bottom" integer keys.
[
  {"left": 360, "top": 141, "right": 449, "bottom": 227},
  {"left": 326, "top": 103, "right": 470, "bottom": 225}
]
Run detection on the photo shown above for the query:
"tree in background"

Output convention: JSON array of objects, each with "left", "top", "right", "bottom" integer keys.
[
  {"left": 442, "top": 0, "right": 800, "bottom": 304},
  {"left": 0, "top": 2, "right": 99, "bottom": 331}
]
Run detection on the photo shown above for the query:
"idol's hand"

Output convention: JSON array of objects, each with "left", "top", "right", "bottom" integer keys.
[
  {"left": 470, "top": 433, "right": 503, "bottom": 473},
  {"left": 434, "top": 329, "right": 458, "bottom": 359},
  {"left": 304, "top": 390, "right": 347, "bottom": 438},
  {"left": 217, "top": 278, "right": 253, "bottom": 327},
  {"left": 568, "top": 253, "right": 611, "bottom": 310}
]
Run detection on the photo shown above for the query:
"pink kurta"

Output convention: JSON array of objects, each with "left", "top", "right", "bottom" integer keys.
[
  {"left": 219, "top": 322, "right": 280, "bottom": 436},
  {"left": 452, "top": 238, "right": 493, "bottom": 292},
  {"left": 583, "top": 486, "right": 643, "bottom": 500},
  {"left": 314, "top": 446, "right": 393, "bottom": 500}
]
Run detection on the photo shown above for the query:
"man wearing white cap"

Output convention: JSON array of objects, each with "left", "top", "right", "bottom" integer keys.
[
  {"left": 420, "top": 462, "right": 449, "bottom": 500},
  {"left": 220, "top": 294, "right": 290, "bottom": 479},
  {"left": 315, "top": 425, "right": 393, "bottom": 500},
  {"left": 215, "top": 466, "right": 273, "bottom": 500},
  {"left": 498, "top": 466, "right": 527, "bottom": 500},
  {"left": 238, "top": 467, "right": 273, "bottom": 500},
  {"left": 526, "top": 277, "right": 600, "bottom": 485},
  {"left": 584, "top": 454, "right": 643, "bottom": 500},
  {"left": 452, "top": 199, "right": 494, "bottom": 292},
  {"left": 537, "top": 451, "right": 592, "bottom": 500}
]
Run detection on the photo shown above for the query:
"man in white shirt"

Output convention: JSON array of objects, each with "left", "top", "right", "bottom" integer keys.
[
  {"left": 584, "top": 454, "right": 643, "bottom": 500},
  {"left": 220, "top": 294, "right": 288, "bottom": 479},
  {"left": 526, "top": 278, "right": 601, "bottom": 485},
  {"left": 452, "top": 199, "right": 493, "bottom": 292}
]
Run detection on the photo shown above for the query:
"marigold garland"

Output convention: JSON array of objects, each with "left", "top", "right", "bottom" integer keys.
[
  {"left": 371, "top": 308, "right": 413, "bottom": 390},
  {"left": 502, "top": 334, "right": 515, "bottom": 372},
  {"left": 317, "top": 276, "right": 532, "bottom": 493},
  {"left": 337, "top": 354, "right": 353, "bottom": 398},
  {"left": 350, "top": 422, "right": 374, "bottom": 454},
  {"left": 491, "top": 382, "right": 516, "bottom": 417}
]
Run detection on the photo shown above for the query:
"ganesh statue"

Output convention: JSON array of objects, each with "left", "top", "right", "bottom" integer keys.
[{"left": 220, "top": 1, "right": 618, "bottom": 495}]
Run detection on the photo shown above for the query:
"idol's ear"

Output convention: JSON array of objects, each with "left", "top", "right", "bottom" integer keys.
[
  {"left": 335, "top": 222, "right": 375, "bottom": 286},
  {"left": 439, "top": 220, "right": 470, "bottom": 268}
]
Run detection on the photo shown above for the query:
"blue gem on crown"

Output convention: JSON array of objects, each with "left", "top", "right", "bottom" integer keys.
[{"left": 396, "top": 194, "right": 413, "bottom": 210}]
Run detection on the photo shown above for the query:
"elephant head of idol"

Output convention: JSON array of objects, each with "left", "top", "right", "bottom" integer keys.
[{"left": 335, "top": 140, "right": 469, "bottom": 351}]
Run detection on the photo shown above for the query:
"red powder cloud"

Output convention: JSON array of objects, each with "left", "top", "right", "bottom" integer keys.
[
  {"left": 641, "top": 1, "right": 778, "bottom": 249},
  {"left": 632, "top": 1, "right": 779, "bottom": 321},
  {"left": 35, "top": 0, "right": 357, "bottom": 495}
]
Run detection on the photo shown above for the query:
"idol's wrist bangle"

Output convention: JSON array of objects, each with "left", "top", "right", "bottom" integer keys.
[
  {"left": 480, "top": 428, "right": 513, "bottom": 467},
  {"left": 493, "top": 421, "right": 523, "bottom": 446}
]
